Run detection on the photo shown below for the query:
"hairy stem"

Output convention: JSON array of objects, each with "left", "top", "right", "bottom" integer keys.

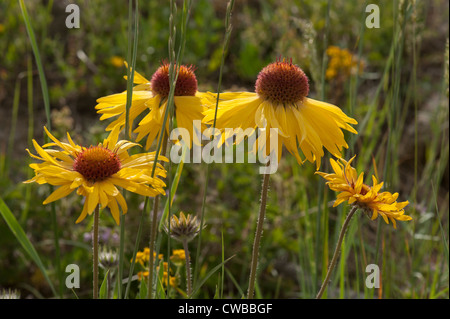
[
  {"left": 247, "top": 171, "right": 270, "bottom": 299},
  {"left": 183, "top": 239, "right": 192, "bottom": 298},
  {"left": 93, "top": 205, "right": 100, "bottom": 299},
  {"left": 316, "top": 206, "right": 358, "bottom": 299}
]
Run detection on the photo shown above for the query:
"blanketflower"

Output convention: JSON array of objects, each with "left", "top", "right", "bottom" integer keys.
[
  {"left": 203, "top": 57, "right": 358, "bottom": 168},
  {"left": 316, "top": 155, "right": 412, "bottom": 228},
  {"left": 95, "top": 61, "right": 211, "bottom": 149},
  {"left": 25, "top": 126, "right": 167, "bottom": 224}
]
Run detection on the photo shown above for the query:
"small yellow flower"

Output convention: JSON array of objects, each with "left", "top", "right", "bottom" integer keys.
[
  {"left": 161, "top": 271, "right": 179, "bottom": 288},
  {"left": 170, "top": 249, "right": 186, "bottom": 267},
  {"left": 133, "top": 247, "right": 163, "bottom": 266},
  {"left": 316, "top": 155, "right": 412, "bottom": 228},
  {"left": 325, "top": 46, "right": 364, "bottom": 80},
  {"left": 25, "top": 126, "right": 167, "bottom": 224},
  {"left": 109, "top": 56, "right": 125, "bottom": 68},
  {"left": 137, "top": 271, "right": 149, "bottom": 281}
]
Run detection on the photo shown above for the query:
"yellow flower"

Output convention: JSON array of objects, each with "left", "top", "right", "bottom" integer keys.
[
  {"left": 96, "top": 61, "right": 211, "bottom": 149},
  {"left": 133, "top": 247, "right": 163, "bottom": 266},
  {"left": 109, "top": 56, "right": 125, "bottom": 68},
  {"left": 170, "top": 249, "right": 186, "bottom": 267},
  {"left": 137, "top": 271, "right": 149, "bottom": 281},
  {"left": 161, "top": 271, "right": 179, "bottom": 288},
  {"left": 326, "top": 46, "right": 364, "bottom": 80},
  {"left": 25, "top": 126, "right": 167, "bottom": 225},
  {"left": 203, "top": 57, "right": 358, "bottom": 168},
  {"left": 316, "top": 156, "right": 412, "bottom": 228}
]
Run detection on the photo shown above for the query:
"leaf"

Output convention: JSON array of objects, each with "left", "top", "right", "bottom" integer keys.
[
  {"left": 191, "top": 255, "right": 235, "bottom": 298},
  {"left": 159, "top": 144, "right": 187, "bottom": 231},
  {"left": 99, "top": 270, "right": 110, "bottom": 299},
  {"left": 0, "top": 198, "right": 56, "bottom": 296},
  {"left": 138, "top": 277, "right": 147, "bottom": 299}
]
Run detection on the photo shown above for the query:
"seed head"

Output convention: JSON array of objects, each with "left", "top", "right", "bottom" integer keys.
[
  {"left": 73, "top": 146, "right": 121, "bottom": 182},
  {"left": 255, "top": 57, "right": 309, "bottom": 105},
  {"left": 151, "top": 61, "right": 198, "bottom": 98}
]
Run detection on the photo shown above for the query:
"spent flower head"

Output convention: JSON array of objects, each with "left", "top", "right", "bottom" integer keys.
[
  {"left": 99, "top": 247, "right": 119, "bottom": 270},
  {"left": 164, "top": 212, "right": 202, "bottom": 243}
]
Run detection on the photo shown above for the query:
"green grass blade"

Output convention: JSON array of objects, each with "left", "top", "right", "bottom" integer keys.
[
  {"left": 19, "top": 0, "right": 62, "bottom": 297},
  {"left": 118, "top": 0, "right": 139, "bottom": 299},
  {"left": 0, "top": 198, "right": 57, "bottom": 296},
  {"left": 19, "top": 0, "right": 51, "bottom": 129},
  {"left": 191, "top": 255, "right": 234, "bottom": 298},
  {"left": 158, "top": 144, "right": 187, "bottom": 231},
  {"left": 99, "top": 270, "right": 110, "bottom": 299}
]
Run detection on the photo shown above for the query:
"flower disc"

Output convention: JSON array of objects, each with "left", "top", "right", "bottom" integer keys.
[
  {"left": 255, "top": 58, "right": 309, "bottom": 105},
  {"left": 150, "top": 62, "right": 198, "bottom": 98},
  {"left": 73, "top": 146, "right": 121, "bottom": 182}
]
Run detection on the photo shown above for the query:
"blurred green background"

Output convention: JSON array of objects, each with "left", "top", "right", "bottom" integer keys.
[{"left": 0, "top": 0, "right": 448, "bottom": 299}]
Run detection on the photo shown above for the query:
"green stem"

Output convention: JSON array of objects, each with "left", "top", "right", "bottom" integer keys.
[
  {"left": 148, "top": 134, "right": 168, "bottom": 298},
  {"left": 93, "top": 205, "right": 100, "bottom": 299},
  {"left": 316, "top": 206, "right": 358, "bottom": 299},
  {"left": 107, "top": 269, "right": 111, "bottom": 300},
  {"left": 194, "top": 0, "right": 235, "bottom": 288},
  {"left": 247, "top": 171, "right": 270, "bottom": 299}
]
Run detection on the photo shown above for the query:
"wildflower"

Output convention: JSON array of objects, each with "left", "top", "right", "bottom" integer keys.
[
  {"left": 0, "top": 288, "right": 20, "bottom": 299},
  {"left": 109, "top": 56, "right": 125, "bottom": 68},
  {"left": 95, "top": 61, "right": 211, "bottom": 149},
  {"left": 164, "top": 212, "right": 202, "bottom": 243},
  {"left": 24, "top": 126, "right": 167, "bottom": 225},
  {"left": 99, "top": 247, "right": 119, "bottom": 270},
  {"left": 325, "top": 46, "right": 364, "bottom": 80},
  {"left": 164, "top": 212, "right": 201, "bottom": 297},
  {"left": 316, "top": 155, "right": 412, "bottom": 228},
  {"left": 203, "top": 57, "right": 358, "bottom": 168},
  {"left": 137, "top": 271, "right": 149, "bottom": 281},
  {"left": 170, "top": 249, "right": 186, "bottom": 267},
  {"left": 133, "top": 247, "right": 163, "bottom": 266},
  {"left": 162, "top": 271, "right": 179, "bottom": 288}
]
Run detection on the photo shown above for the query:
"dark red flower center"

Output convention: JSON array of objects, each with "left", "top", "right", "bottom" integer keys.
[
  {"left": 150, "top": 62, "right": 198, "bottom": 98},
  {"left": 73, "top": 146, "right": 121, "bottom": 182},
  {"left": 255, "top": 58, "right": 309, "bottom": 104}
]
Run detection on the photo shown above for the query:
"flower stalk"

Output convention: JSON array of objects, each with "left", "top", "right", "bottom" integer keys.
[
  {"left": 92, "top": 205, "right": 100, "bottom": 299},
  {"left": 182, "top": 238, "right": 192, "bottom": 297},
  {"left": 247, "top": 170, "right": 270, "bottom": 299},
  {"left": 316, "top": 205, "right": 358, "bottom": 299}
]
